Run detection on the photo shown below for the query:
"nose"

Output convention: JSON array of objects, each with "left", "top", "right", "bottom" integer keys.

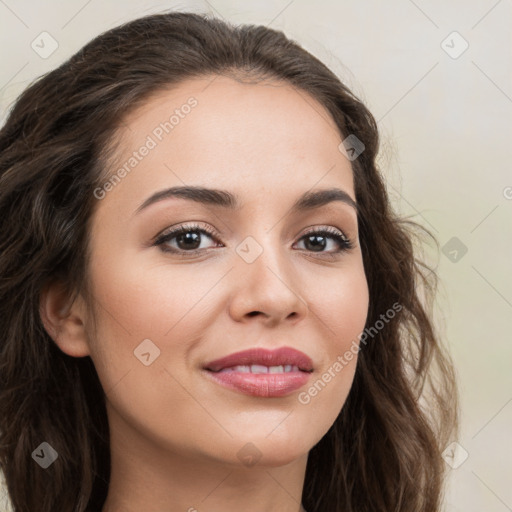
[{"left": 228, "top": 237, "right": 309, "bottom": 327}]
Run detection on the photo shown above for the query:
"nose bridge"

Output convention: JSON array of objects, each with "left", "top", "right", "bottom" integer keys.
[
  {"left": 236, "top": 224, "right": 288, "bottom": 282},
  {"left": 229, "top": 227, "right": 307, "bottom": 324}
]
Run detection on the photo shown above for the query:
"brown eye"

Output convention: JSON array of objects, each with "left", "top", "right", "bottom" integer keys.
[
  {"left": 295, "top": 227, "right": 353, "bottom": 253},
  {"left": 154, "top": 223, "right": 221, "bottom": 254}
]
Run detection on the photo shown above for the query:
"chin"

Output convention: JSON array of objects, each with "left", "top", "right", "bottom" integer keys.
[{"left": 218, "top": 432, "right": 315, "bottom": 469}]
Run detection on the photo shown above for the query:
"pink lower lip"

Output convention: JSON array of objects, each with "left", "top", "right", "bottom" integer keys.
[{"left": 203, "top": 369, "right": 311, "bottom": 398}]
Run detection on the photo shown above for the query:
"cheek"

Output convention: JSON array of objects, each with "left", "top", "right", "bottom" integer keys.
[
  {"left": 307, "top": 258, "right": 369, "bottom": 351},
  {"left": 296, "top": 261, "right": 368, "bottom": 425},
  {"left": 85, "top": 250, "right": 226, "bottom": 387},
  {"left": 87, "top": 249, "right": 219, "bottom": 338},
  {"left": 84, "top": 254, "right": 221, "bottom": 446},
  {"left": 84, "top": 244, "right": 234, "bottom": 407}
]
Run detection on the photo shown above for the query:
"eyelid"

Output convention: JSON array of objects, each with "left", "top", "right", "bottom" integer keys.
[
  {"left": 300, "top": 225, "right": 351, "bottom": 242},
  {"left": 153, "top": 221, "right": 221, "bottom": 245}
]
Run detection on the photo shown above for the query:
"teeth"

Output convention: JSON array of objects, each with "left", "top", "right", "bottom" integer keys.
[
  {"left": 221, "top": 364, "right": 300, "bottom": 373},
  {"left": 232, "top": 365, "right": 250, "bottom": 373},
  {"left": 250, "top": 364, "right": 268, "bottom": 374}
]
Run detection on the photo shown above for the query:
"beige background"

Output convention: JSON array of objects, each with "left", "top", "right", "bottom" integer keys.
[{"left": 1, "top": 1, "right": 511, "bottom": 510}]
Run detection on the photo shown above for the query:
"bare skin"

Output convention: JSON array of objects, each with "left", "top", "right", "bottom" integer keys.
[{"left": 41, "top": 75, "right": 369, "bottom": 512}]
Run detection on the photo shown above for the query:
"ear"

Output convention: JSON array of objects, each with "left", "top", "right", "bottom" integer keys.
[{"left": 39, "top": 279, "right": 91, "bottom": 358}]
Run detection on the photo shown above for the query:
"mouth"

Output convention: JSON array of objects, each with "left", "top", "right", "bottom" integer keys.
[
  {"left": 202, "top": 347, "right": 313, "bottom": 398},
  {"left": 203, "top": 346, "right": 314, "bottom": 373}
]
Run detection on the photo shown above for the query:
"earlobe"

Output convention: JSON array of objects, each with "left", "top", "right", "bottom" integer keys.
[{"left": 39, "top": 280, "right": 91, "bottom": 358}]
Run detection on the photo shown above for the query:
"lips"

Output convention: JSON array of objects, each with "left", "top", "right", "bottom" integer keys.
[
  {"left": 203, "top": 347, "right": 314, "bottom": 373},
  {"left": 202, "top": 347, "right": 314, "bottom": 398}
]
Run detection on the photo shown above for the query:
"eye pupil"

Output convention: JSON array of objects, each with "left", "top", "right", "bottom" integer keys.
[
  {"left": 304, "top": 234, "right": 326, "bottom": 252},
  {"left": 177, "top": 231, "right": 201, "bottom": 250}
]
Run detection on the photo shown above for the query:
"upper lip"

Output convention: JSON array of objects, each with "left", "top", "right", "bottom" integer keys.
[{"left": 203, "top": 346, "right": 314, "bottom": 372}]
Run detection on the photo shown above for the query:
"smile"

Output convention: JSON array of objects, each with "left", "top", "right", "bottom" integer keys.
[{"left": 202, "top": 347, "right": 314, "bottom": 397}]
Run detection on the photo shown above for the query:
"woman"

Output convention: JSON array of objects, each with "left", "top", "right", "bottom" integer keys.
[{"left": 0, "top": 11, "right": 459, "bottom": 512}]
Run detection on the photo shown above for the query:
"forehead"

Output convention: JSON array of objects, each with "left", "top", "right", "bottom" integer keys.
[{"left": 99, "top": 75, "right": 355, "bottom": 214}]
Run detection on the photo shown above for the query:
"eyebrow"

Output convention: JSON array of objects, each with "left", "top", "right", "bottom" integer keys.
[{"left": 134, "top": 185, "right": 357, "bottom": 215}]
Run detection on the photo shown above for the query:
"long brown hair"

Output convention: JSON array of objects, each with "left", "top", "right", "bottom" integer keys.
[{"left": 0, "top": 11, "right": 459, "bottom": 512}]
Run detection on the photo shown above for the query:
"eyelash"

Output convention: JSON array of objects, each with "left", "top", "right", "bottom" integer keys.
[{"left": 153, "top": 222, "right": 354, "bottom": 257}]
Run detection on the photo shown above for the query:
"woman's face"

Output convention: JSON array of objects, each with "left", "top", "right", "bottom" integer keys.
[{"left": 80, "top": 75, "right": 369, "bottom": 467}]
